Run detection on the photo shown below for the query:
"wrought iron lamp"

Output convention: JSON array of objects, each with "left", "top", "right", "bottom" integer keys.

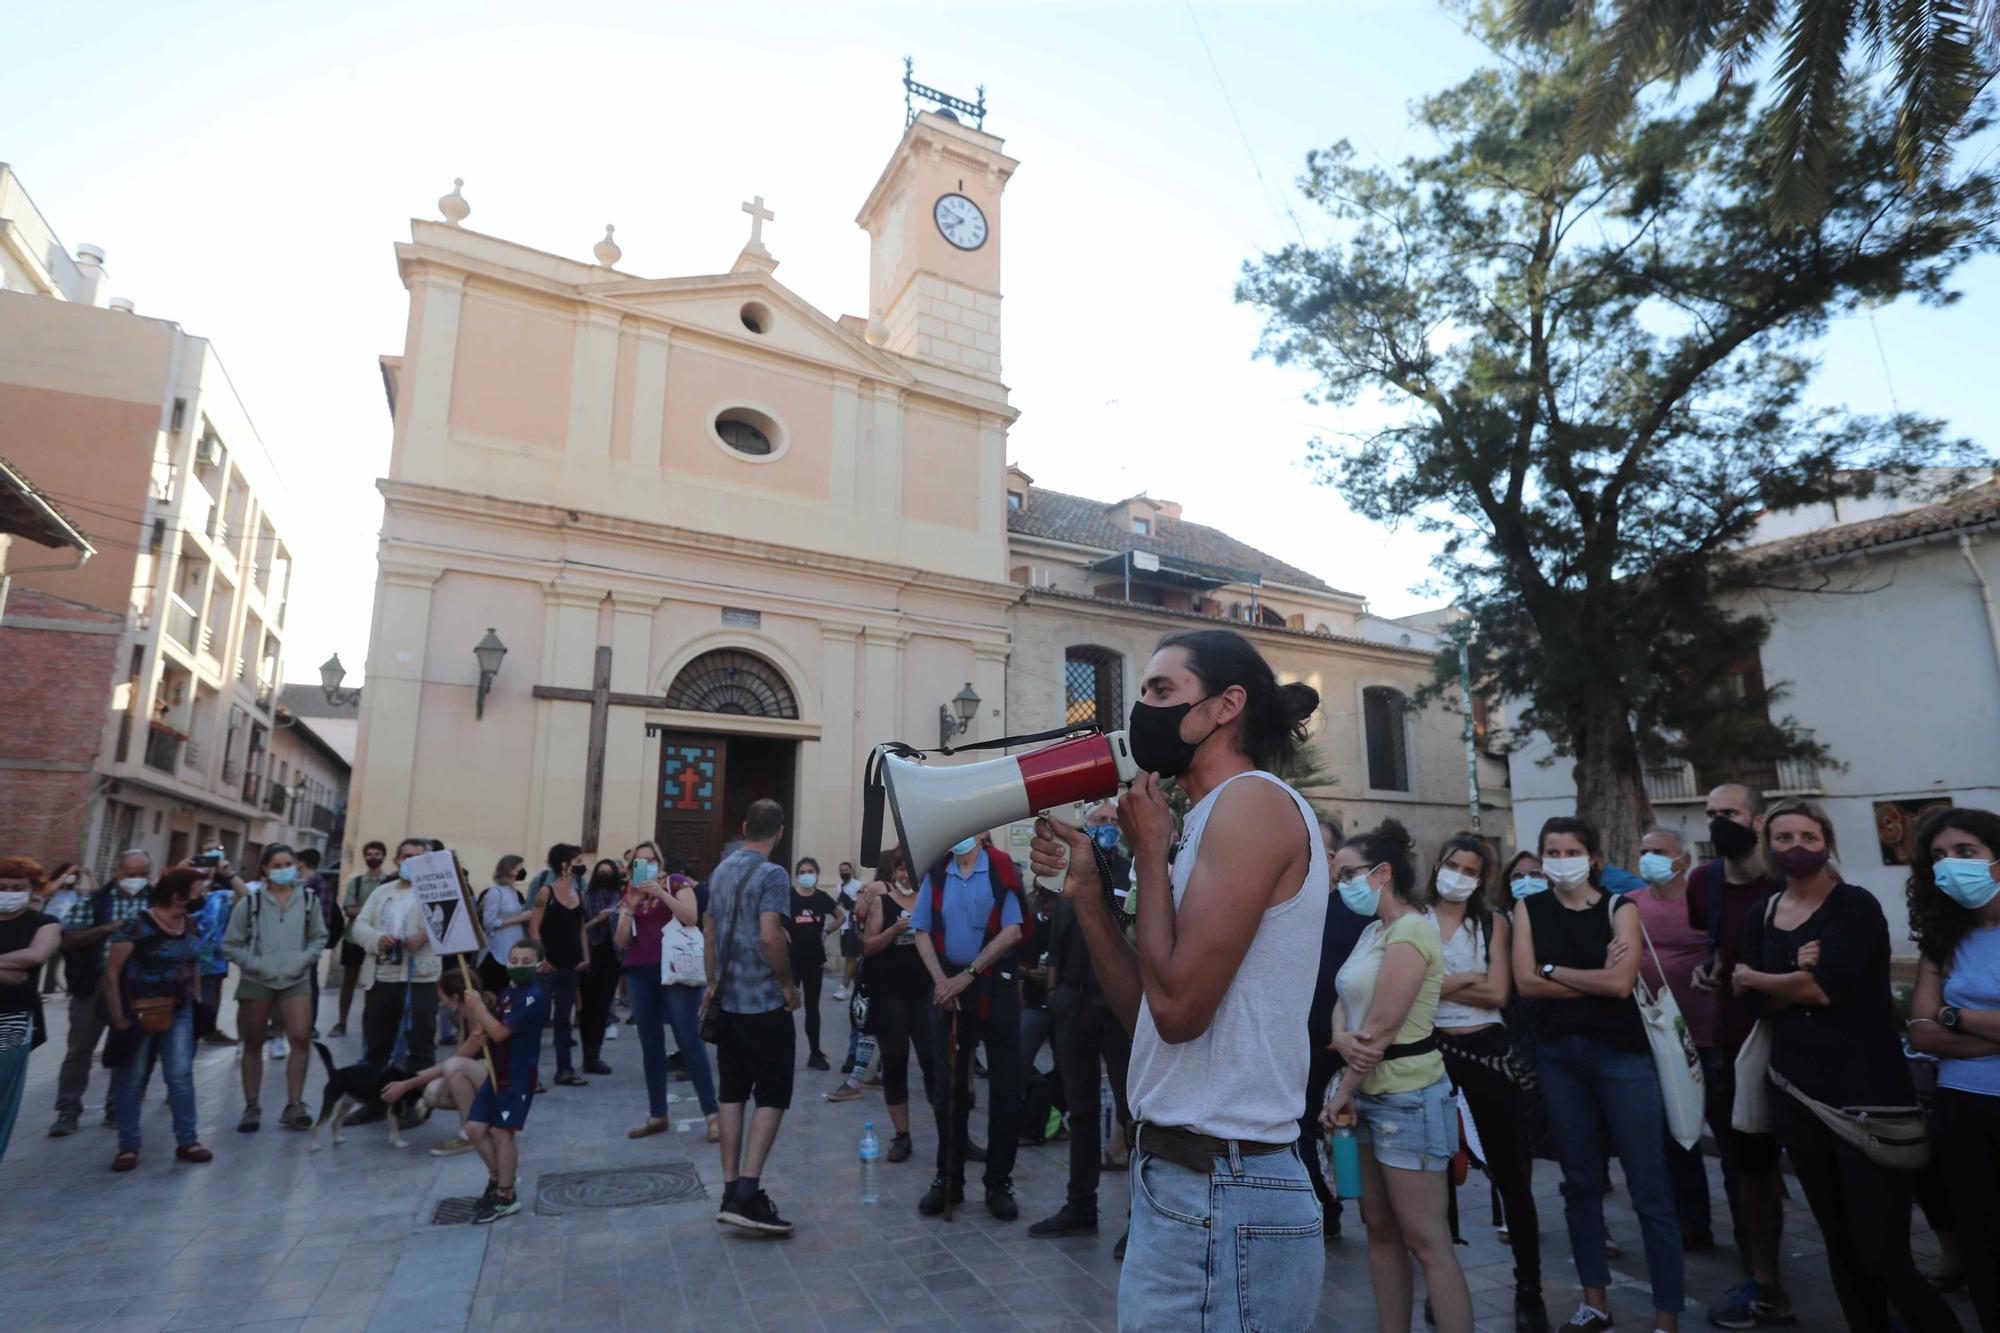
[
  {"left": 474, "top": 628, "right": 508, "bottom": 719},
  {"left": 939, "top": 681, "right": 980, "bottom": 747}
]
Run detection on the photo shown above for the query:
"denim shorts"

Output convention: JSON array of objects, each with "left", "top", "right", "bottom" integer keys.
[{"left": 1355, "top": 1075, "right": 1458, "bottom": 1172}]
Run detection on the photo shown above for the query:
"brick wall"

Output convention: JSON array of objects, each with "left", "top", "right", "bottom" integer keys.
[{"left": 0, "top": 585, "right": 123, "bottom": 862}]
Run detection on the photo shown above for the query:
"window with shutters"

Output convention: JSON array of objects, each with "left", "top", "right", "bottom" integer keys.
[
  {"left": 1064, "top": 647, "right": 1124, "bottom": 729},
  {"left": 1363, "top": 686, "right": 1412, "bottom": 792}
]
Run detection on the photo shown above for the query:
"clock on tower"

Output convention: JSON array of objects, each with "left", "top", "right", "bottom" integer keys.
[{"left": 855, "top": 76, "right": 1018, "bottom": 378}]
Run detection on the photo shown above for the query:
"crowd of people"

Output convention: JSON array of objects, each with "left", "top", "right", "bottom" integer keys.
[{"left": 2, "top": 623, "right": 1997, "bottom": 1332}]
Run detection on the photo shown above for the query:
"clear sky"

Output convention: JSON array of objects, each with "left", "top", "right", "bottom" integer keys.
[{"left": 6, "top": 0, "right": 1994, "bottom": 683}]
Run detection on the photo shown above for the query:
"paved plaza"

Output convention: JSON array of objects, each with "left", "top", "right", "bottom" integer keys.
[{"left": 0, "top": 974, "right": 1972, "bottom": 1332}]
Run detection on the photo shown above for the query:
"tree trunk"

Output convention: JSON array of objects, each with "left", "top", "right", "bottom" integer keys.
[{"left": 1570, "top": 687, "right": 1655, "bottom": 873}]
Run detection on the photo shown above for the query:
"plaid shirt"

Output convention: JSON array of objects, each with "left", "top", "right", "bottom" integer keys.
[{"left": 63, "top": 886, "right": 152, "bottom": 965}]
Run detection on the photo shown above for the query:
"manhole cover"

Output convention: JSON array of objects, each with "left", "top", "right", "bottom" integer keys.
[
  {"left": 535, "top": 1163, "right": 707, "bottom": 1216},
  {"left": 430, "top": 1196, "right": 481, "bottom": 1225}
]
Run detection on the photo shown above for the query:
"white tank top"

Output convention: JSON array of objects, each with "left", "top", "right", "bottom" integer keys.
[
  {"left": 1126, "top": 770, "right": 1329, "bottom": 1143},
  {"left": 1427, "top": 909, "right": 1505, "bottom": 1030}
]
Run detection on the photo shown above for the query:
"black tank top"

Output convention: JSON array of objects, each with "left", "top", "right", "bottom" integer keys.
[
  {"left": 1524, "top": 890, "right": 1647, "bottom": 1053},
  {"left": 867, "top": 893, "right": 930, "bottom": 1001},
  {"left": 540, "top": 889, "right": 585, "bottom": 970}
]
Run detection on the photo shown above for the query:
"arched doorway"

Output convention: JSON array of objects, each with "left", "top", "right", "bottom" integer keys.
[{"left": 653, "top": 650, "right": 799, "bottom": 876}]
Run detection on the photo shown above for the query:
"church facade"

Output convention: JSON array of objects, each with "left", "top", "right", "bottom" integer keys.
[{"left": 347, "top": 106, "right": 1509, "bottom": 881}]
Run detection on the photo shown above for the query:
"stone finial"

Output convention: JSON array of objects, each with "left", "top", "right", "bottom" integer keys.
[
  {"left": 593, "top": 224, "right": 622, "bottom": 268},
  {"left": 439, "top": 178, "right": 470, "bottom": 225},
  {"left": 864, "top": 308, "right": 889, "bottom": 347}
]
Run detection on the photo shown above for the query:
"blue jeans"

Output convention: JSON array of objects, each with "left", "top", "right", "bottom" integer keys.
[
  {"left": 112, "top": 1007, "right": 198, "bottom": 1152},
  {"left": 0, "top": 1043, "right": 28, "bottom": 1165},
  {"left": 1119, "top": 1135, "right": 1323, "bottom": 1332},
  {"left": 624, "top": 967, "right": 717, "bottom": 1117},
  {"left": 1536, "top": 1032, "right": 1685, "bottom": 1314}
]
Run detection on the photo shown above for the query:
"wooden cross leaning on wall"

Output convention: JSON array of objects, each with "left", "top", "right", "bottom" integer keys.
[{"left": 530, "top": 646, "right": 675, "bottom": 851}]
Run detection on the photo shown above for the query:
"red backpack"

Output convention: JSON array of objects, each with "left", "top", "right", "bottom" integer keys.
[{"left": 925, "top": 847, "right": 1034, "bottom": 989}]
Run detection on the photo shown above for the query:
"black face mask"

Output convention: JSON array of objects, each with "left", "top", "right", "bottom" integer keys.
[
  {"left": 589, "top": 872, "right": 621, "bottom": 893},
  {"left": 1708, "top": 814, "right": 1759, "bottom": 861},
  {"left": 1127, "top": 696, "right": 1213, "bottom": 779}
]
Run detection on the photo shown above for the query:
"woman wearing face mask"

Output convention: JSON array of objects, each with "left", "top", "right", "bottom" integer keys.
[
  {"left": 37, "top": 863, "right": 79, "bottom": 995},
  {"left": 1736, "top": 800, "right": 1960, "bottom": 1333},
  {"left": 616, "top": 848, "right": 721, "bottom": 1141},
  {"left": 103, "top": 868, "right": 213, "bottom": 1171},
  {"left": 223, "top": 845, "right": 325, "bottom": 1132},
  {"left": 787, "top": 857, "right": 841, "bottom": 1073},
  {"left": 1511, "top": 817, "right": 1681, "bottom": 1333},
  {"left": 477, "top": 856, "right": 532, "bottom": 996},
  {"left": 577, "top": 858, "right": 625, "bottom": 1075},
  {"left": 0, "top": 856, "right": 62, "bottom": 1164},
  {"left": 1908, "top": 806, "right": 2000, "bottom": 1333},
  {"left": 1323, "top": 819, "right": 1474, "bottom": 1333},
  {"left": 830, "top": 850, "right": 937, "bottom": 1162},
  {"left": 529, "top": 845, "right": 591, "bottom": 1087},
  {"left": 1425, "top": 836, "right": 1545, "bottom": 1332}
]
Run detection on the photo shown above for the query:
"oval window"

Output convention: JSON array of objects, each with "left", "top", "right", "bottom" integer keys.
[{"left": 711, "top": 406, "right": 787, "bottom": 462}]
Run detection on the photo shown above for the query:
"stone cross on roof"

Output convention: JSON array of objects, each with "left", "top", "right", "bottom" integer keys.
[{"left": 733, "top": 194, "right": 779, "bottom": 275}]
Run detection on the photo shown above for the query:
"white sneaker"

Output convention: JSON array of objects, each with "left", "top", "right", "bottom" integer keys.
[
  {"left": 833, "top": 986, "right": 850, "bottom": 1000},
  {"left": 267, "top": 1036, "right": 289, "bottom": 1060},
  {"left": 606, "top": 1023, "right": 618, "bottom": 1041}
]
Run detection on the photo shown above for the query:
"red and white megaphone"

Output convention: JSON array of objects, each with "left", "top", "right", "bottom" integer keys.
[{"left": 861, "top": 729, "right": 1138, "bottom": 873}]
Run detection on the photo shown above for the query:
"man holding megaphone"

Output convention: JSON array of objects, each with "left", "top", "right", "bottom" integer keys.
[{"left": 1030, "top": 628, "right": 1328, "bottom": 1333}]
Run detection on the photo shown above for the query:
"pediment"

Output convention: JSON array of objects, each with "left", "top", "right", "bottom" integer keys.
[{"left": 584, "top": 272, "right": 912, "bottom": 384}]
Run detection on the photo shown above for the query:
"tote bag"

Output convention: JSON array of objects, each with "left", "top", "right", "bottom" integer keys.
[
  {"left": 1730, "top": 895, "right": 1782, "bottom": 1135},
  {"left": 659, "top": 877, "right": 706, "bottom": 987},
  {"left": 1625, "top": 897, "right": 1706, "bottom": 1150}
]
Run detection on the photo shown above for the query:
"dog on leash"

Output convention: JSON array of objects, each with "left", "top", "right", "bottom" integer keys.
[{"left": 308, "top": 1042, "right": 423, "bottom": 1151}]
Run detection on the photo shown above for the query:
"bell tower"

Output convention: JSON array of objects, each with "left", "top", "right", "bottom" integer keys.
[{"left": 855, "top": 63, "right": 1018, "bottom": 378}]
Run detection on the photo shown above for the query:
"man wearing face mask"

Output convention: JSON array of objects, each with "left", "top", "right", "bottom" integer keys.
[
  {"left": 1686, "top": 785, "right": 1794, "bottom": 1330},
  {"left": 333, "top": 841, "right": 389, "bottom": 1038},
  {"left": 1031, "top": 628, "right": 1328, "bottom": 1330},
  {"left": 913, "top": 828, "right": 1031, "bottom": 1220},
  {"left": 345, "top": 837, "right": 441, "bottom": 1127},
  {"left": 49, "top": 850, "right": 158, "bottom": 1136},
  {"left": 1030, "top": 798, "right": 1138, "bottom": 1247}
]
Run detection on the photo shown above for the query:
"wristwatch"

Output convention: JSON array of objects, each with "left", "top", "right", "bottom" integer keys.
[
  {"left": 1540, "top": 962, "right": 1557, "bottom": 981},
  {"left": 1940, "top": 1005, "right": 1963, "bottom": 1032}
]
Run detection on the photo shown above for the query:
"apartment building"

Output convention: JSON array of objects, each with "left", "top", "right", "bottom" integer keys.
[{"left": 0, "top": 164, "right": 302, "bottom": 875}]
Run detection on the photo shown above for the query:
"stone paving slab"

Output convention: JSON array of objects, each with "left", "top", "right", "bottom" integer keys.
[{"left": 1, "top": 965, "right": 1976, "bottom": 1330}]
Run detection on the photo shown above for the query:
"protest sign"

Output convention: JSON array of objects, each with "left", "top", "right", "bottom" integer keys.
[{"left": 402, "top": 849, "right": 480, "bottom": 955}]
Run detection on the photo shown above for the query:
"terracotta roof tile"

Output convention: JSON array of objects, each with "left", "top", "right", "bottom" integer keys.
[
  {"left": 1739, "top": 478, "right": 2000, "bottom": 569},
  {"left": 1007, "top": 486, "right": 1350, "bottom": 595}
]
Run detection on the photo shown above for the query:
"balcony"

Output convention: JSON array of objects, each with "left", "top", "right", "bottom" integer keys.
[
  {"left": 264, "top": 785, "right": 290, "bottom": 816},
  {"left": 255, "top": 680, "right": 275, "bottom": 711},
  {"left": 144, "top": 724, "right": 184, "bottom": 774},
  {"left": 164, "top": 593, "right": 199, "bottom": 653},
  {"left": 242, "top": 771, "right": 262, "bottom": 805},
  {"left": 311, "top": 803, "right": 338, "bottom": 834},
  {"left": 1641, "top": 730, "right": 1824, "bottom": 804}
]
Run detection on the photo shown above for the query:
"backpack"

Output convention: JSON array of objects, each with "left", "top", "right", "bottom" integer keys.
[{"left": 924, "top": 847, "right": 1035, "bottom": 977}]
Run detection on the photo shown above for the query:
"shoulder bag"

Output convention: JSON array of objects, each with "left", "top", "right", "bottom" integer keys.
[
  {"left": 1731, "top": 894, "right": 1782, "bottom": 1134},
  {"left": 1622, "top": 895, "right": 1706, "bottom": 1150},
  {"left": 699, "top": 879, "right": 740, "bottom": 1044},
  {"left": 1768, "top": 1067, "right": 1931, "bottom": 1169},
  {"left": 660, "top": 884, "right": 707, "bottom": 987}
]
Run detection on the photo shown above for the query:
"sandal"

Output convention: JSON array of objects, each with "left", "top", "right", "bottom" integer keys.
[
  {"left": 111, "top": 1149, "right": 139, "bottom": 1172},
  {"left": 281, "top": 1102, "right": 312, "bottom": 1130},
  {"left": 554, "top": 1073, "right": 588, "bottom": 1087},
  {"left": 627, "top": 1116, "right": 669, "bottom": 1139},
  {"left": 706, "top": 1113, "right": 721, "bottom": 1144},
  {"left": 238, "top": 1103, "right": 261, "bottom": 1133}
]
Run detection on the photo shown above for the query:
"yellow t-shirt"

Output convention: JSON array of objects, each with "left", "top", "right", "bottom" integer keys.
[{"left": 1334, "top": 914, "right": 1446, "bottom": 1095}]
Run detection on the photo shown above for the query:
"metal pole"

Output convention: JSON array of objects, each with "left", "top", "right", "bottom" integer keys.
[{"left": 1456, "top": 625, "right": 1481, "bottom": 834}]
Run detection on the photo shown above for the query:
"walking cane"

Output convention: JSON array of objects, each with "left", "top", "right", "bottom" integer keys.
[{"left": 942, "top": 1005, "right": 960, "bottom": 1222}]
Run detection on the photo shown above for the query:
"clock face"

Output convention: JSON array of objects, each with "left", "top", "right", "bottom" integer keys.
[{"left": 934, "top": 193, "right": 988, "bottom": 251}]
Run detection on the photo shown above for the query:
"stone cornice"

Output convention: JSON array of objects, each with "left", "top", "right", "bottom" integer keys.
[{"left": 1019, "top": 588, "right": 1437, "bottom": 664}]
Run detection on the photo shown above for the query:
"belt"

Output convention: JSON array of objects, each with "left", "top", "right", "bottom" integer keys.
[
  {"left": 1134, "top": 1120, "right": 1292, "bottom": 1175},
  {"left": 1383, "top": 1033, "right": 1439, "bottom": 1061}
]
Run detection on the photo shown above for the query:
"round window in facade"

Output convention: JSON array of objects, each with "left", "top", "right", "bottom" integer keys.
[{"left": 709, "top": 405, "right": 789, "bottom": 463}]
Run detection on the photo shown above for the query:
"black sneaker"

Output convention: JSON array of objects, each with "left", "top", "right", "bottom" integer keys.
[
  {"left": 806, "top": 1051, "right": 830, "bottom": 1072},
  {"left": 1028, "top": 1205, "right": 1097, "bottom": 1238},
  {"left": 584, "top": 1059, "right": 612, "bottom": 1075},
  {"left": 474, "top": 1190, "right": 521, "bottom": 1224},
  {"left": 717, "top": 1189, "right": 794, "bottom": 1236},
  {"left": 918, "top": 1178, "right": 964, "bottom": 1216},
  {"left": 49, "top": 1112, "right": 79, "bottom": 1138},
  {"left": 1561, "top": 1306, "right": 1612, "bottom": 1332},
  {"left": 1515, "top": 1292, "right": 1550, "bottom": 1333},
  {"left": 986, "top": 1187, "right": 1018, "bottom": 1222},
  {"left": 888, "top": 1133, "right": 913, "bottom": 1163}
]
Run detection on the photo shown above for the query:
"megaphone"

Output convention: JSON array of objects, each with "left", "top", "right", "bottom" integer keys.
[{"left": 863, "top": 730, "right": 1138, "bottom": 873}]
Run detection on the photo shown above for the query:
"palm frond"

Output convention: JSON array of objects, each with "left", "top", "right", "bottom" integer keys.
[
  {"left": 1717, "top": 0, "right": 1786, "bottom": 86},
  {"left": 1767, "top": 0, "right": 1858, "bottom": 227}
]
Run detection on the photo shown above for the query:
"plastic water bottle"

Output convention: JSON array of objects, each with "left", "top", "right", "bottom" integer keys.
[
  {"left": 859, "top": 1121, "right": 882, "bottom": 1205},
  {"left": 1329, "top": 1122, "right": 1364, "bottom": 1199}
]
